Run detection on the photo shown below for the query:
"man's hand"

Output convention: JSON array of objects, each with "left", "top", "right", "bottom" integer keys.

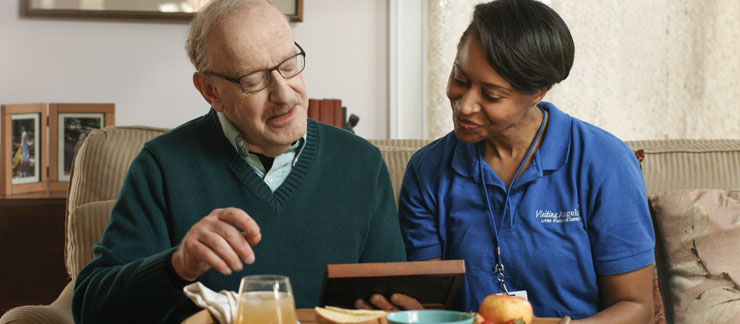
[
  {"left": 171, "top": 207, "right": 262, "bottom": 281},
  {"left": 355, "top": 293, "right": 424, "bottom": 311}
]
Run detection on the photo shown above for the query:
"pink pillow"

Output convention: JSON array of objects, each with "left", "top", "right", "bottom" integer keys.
[{"left": 650, "top": 189, "right": 740, "bottom": 324}]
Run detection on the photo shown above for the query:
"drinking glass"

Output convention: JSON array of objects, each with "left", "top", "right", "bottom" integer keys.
[{"left": 234, "top": 275, "right": 298, "bottom": 324}]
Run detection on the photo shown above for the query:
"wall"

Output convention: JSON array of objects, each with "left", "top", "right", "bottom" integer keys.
[
  {"left": 547, "top": 0, "right": 740, "bottom": 141},
  {"left": 0, "top": 0, "right": 389, "bottom": 139},
  {"left": 423, "top": 0, "right": 740, "bottom": 141}
]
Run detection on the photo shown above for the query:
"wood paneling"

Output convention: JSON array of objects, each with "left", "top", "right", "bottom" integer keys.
[{"left": 0, "top": 194, "right": 69, "bottom": 315}]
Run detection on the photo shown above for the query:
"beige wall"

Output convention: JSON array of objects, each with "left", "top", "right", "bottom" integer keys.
[
  {"left": 0, "top": 0, "right": 389, "bottom": 139},
  {"left": 9, "top": 1, "right": 735, "bottom": 142},
  {"left": 426, "top": 0, "right": 740, "bottom": 141},
  {"left": 547, "top": 0, "right": 740, "bottom": 141}
]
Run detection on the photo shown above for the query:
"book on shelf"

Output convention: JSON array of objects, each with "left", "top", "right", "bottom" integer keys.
[
  {"left": 319, "top": 99, "right": 335, "bottom": 126},
  {"left": 320, "top": 259, "right": 466, "bottom": 310},
  {"left": 308, "top": 98, "right": 346, "bottom": 128},
  {"left": 308, "top": 99, "right": 320, "bottom": 121},
  {"left": 332, "top": 99, "right": 343, "bottom": 128}
]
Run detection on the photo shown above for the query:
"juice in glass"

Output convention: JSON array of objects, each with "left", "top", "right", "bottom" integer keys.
[{"left": 235, "top": 275, "right": 298, "bottom": 324}]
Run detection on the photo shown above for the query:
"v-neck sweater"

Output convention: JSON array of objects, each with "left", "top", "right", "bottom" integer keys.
[{"left": 72, "top": 109, "right": 406, "bottom": 324}]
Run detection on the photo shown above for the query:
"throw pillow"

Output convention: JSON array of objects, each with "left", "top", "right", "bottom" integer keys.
[
  {"left": 66, "top": 200, "right": 116, "bottom": 280},
  {"left": 634, "top": 148, "right": 667, "bottom": 324},
  {"left": 649, "top": 189, "right": 740, "bottom": 324}
]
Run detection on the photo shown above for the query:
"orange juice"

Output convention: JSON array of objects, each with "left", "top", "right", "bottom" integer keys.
[{"left": 234, "top": 291, "right": 297, "bottom": 324}]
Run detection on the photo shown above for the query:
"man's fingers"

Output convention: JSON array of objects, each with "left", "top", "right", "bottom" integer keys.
[
  {"left": 182, "top": 239, "right": 232, "bottom": 277},
  {"left": 212, "top": 220, "right": 256, "bottom": 264},
  {"left": 174, "top": 208, "right": 261, "bottom": 280},
  {"left": 354, "top": 298, "right": 374, "bottom": 310},
  {"left": 218, "top": 208, "right": 262, "bottom": 245},
  {"left": 369, "top": 294, "right": 400, "bottom": 311},
  {"left": 390, "top": 293, "right": 424, "bottom": 310},
  {"left": 198, "top": 231, "right": 245, "bottom": 271},
  {"left": 243, "top": 230, "right": 262, "bottom": 247}
]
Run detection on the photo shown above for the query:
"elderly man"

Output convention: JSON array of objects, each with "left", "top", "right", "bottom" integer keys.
[{"left": 72, "top": 0, "right": 406, "bottom": 322}]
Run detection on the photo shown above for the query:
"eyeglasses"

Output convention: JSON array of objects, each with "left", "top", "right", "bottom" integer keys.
[{"left": 204, "top": 42, "right": 306, "bottom": 94}]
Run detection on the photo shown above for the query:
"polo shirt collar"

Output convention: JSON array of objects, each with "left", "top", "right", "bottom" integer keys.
[
  {"left": 450, "top": 102, "right": 571, "bottom": 181},
  {"left": 537, "top": 101, "right": 571, "bottom": 171},
  {"left": 451, "top": 138, "right": 488, "bottom": 183}
]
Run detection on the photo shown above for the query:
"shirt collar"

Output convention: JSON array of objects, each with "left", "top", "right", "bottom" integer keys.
[
  {"left": 216, "top": 111, "right": 307, "bottom": 166},
  {"left": 536, "top": 101, "right": 571, "bottom": 171},
  {"left": 450, "top": 102, "right": 571, "bottom": 181}
]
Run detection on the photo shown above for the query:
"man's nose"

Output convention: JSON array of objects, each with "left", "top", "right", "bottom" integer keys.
[{"left": 267, "top": 70, "right": 294, "bottom": 104}]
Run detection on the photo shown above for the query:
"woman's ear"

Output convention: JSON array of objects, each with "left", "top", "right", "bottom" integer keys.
[
  {"left": 193, "top": 72, "right": 224, "bottom": 111},
  {"left": 531, "top": 86, "right": 551, "bottom": 107}
]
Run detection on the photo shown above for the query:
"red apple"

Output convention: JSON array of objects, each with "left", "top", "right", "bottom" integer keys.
[{"left": 478, "top": 294, "right": 534, "bottom": 324}]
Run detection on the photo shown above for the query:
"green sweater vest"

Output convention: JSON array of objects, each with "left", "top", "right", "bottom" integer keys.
[{"left": 72, "top": 110, "right": 406, "bottom": 323}]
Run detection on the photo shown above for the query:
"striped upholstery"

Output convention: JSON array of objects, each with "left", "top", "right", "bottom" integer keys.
[
  {"left": 626, "top": 139, "right": 740, "bottom": 196},
  {"left": 0, "top": 281, "right": 74, "bottom": 324},
  {"left": 369, "top": 139, "right": 432, "bottom": 206},
  {"left": 1, "top": 126, "right": 167, "bottom": 324},
  {"left": 372, "top": 138, "right": 740, "bottom": 201},
  {"left": 66, "top": 200, "right": 117, "bottom": 280},
  {"left": 368, "top": 139, "right": 432, "bottom": 149},
  {"left": 65, "top": 126, "right": 167, "bottom": 279},
  {"left": 3, "top": 127, "right": 739, "bottom": 324},
  {"left": 66, "top": 126, "right": 168, "bottom": 211},
  {"left": 625, "top": 139, "right": 740, "bottom": 324},
  {"left": 0, "top": 306, "right": 71, "bottom": 324},
  {"left": 371, "top": 138, "right": 740, "bottom": 208}
]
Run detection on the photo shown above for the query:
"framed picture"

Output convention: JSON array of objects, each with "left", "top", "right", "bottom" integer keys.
[
  {"left": 20, "top": 0, "right": 303, "bottom": 22},
  {"left": 1, "top": 103, "right": 48, "bottom": 196},
  {"left": 48, "top": 103, "right": 115, "bottom": 191}
]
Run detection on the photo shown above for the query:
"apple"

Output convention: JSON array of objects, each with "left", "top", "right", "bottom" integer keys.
[{"left": 478, "top": 294, "right": 534, "bottom": 324}]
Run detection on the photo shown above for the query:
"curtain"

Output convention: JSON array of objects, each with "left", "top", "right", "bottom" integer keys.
[
  {"left": 426, "top": 0, "right": 740, "bottom": 141},
  {"left": 427, "top": 0, "right": 487, "bottom": 139}
]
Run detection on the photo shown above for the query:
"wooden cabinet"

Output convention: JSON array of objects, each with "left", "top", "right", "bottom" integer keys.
[{"left": 0, "top": 192, "right": 69, "bottom": 315}]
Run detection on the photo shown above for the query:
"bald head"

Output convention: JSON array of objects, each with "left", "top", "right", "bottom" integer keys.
[{"left": 186, "top": 0, "right": 290, "bottom": 72}]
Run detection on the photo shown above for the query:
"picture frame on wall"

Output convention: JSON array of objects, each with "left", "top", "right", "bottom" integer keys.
[
  {"left": 20, "top": 0, "right": 303, "bottom": 22},
  {"left": 48, "top": 103, "right": 115, "bottom": 191},
  {"left": 1, "top": 103, "right": 48, "bottom": 196}
]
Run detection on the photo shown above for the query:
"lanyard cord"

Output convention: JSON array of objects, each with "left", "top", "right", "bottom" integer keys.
[{"left": 478, "top": 107, "right": 547, "bottom": 295}]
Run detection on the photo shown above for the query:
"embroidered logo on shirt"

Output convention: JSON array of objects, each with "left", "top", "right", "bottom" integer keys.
[{"left": 536, "top": 208, "right": 582, "bottom": 223}]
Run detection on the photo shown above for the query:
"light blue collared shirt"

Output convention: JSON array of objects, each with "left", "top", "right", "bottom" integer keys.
[{"left": 216, "top": 111, "right": 306, "bottom": 192}]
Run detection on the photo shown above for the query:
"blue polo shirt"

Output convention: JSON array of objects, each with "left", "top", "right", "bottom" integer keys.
[{"left": 398, "top": 102, "right": 654, "bottom": 319}]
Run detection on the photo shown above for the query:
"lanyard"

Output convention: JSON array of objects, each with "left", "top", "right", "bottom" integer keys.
[{"left": 478, "top": 108, "right": 546, "bottom": 295}]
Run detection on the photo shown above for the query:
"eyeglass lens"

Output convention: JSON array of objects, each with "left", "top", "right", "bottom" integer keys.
[{"left": 240, "top": 53, "right": 305, "bottom": 93}]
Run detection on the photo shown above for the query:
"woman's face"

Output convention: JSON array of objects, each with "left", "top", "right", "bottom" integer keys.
[{"left": 447, "top": 37, "right": 545, "bottom": 144}]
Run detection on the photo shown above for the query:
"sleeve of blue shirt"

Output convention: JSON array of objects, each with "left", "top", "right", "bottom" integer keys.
[
  {"left": 398, "top": 152, "right": 443, "bottom": 261},
  {"left": 586, "top": 147, "right": 656, "bottom": 275}
]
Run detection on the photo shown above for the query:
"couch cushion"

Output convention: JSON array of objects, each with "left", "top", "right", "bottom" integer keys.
[
  {"left": 65, "top": 200, "right": 116, "bottom": 280},
  {"left": 649, "top": 189, "right": 740, "bottom": 324},
  {"left": 67, "top": 126, "right": 167, "bottom": 213},
  {"left": 369, "top": 139, "right": 431, "bottom": 206},
  {"left": 626, "top": 139, "right": 740, "bottom": 196},
  {"left": 372, "top": 144, "right": 428, "bottom": 206}
]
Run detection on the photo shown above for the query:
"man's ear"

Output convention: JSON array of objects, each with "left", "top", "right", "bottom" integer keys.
[{"left": 193, "top": 72, "right": 224, "bottom": 112}]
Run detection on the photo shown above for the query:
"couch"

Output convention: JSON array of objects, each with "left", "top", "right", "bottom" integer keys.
[{"left": 1, "top": 126, "right": 738, "bottom": 324}]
